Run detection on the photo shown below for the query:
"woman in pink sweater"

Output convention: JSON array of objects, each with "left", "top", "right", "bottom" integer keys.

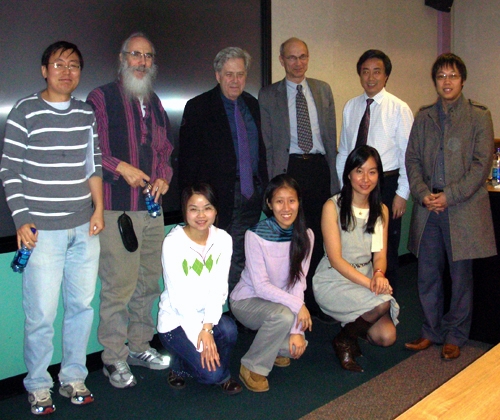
[{"left": 230, "top": 175, "right": 314, "bottom": 392}]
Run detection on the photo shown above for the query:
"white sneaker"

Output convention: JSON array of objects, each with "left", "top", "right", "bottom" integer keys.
[
  {"left": 59, "top": 381, "right": 94, "bottom": 405},
  {"left": 127, "top": 347, "right": 170, "bottom": 370},
  {"left": 28, "top": 388, "right": 55, "bottom": 415},
  {"left": 103, "top": 361, "right": 137, "bottom": 389}
]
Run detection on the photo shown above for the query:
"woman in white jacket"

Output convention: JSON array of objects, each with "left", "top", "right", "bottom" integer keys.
[{"left": 157, "top": 183, "right": 241, "bottom": 395}]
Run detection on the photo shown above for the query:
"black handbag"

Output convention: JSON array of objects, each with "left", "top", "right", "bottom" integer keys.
[{"left": 117, "top": 212, "right": 138, "bottom": 252}]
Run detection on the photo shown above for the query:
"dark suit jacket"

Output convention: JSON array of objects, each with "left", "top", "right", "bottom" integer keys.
[
  {"left": 258, "top": 78, "right": 339, "bottom": 194},
  {"left": 178, "top": 85, "right": 268, "bottom": 228}
]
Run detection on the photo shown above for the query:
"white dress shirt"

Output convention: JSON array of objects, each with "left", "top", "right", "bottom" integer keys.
[
  {"left": 286, "top": 78, "right": 326, "bottom": 155},
  {"left": 337, "top": 88, "right": 413, "bottom": 200}
]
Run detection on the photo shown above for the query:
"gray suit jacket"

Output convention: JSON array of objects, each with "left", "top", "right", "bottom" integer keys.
[{"left": 258, "top": 77, "right": 339, "bottom": 194}]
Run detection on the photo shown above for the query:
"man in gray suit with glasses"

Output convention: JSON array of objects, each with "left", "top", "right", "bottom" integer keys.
[{"left": 258, "top": 37, "right": 339, "bottom": 323}]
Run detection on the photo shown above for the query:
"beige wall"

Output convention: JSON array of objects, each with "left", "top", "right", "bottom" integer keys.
[
  {"left": 271, "top": 0, "right": 443, "bottom": 255},
  {"left": 271, "top": 0, "right": 441, "bottom": 131},
  {"left": 453, "top": 0, "right": 499, "bottom": 137}
]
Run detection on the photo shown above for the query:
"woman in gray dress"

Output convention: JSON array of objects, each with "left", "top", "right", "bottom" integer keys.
[{"left": 313, "top": 145, "right": 399, "bottom": 372}]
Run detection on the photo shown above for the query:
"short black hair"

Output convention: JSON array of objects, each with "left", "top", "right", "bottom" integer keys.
[
  {"left": 431, "top": 53, "right": 467, "bottom": 87},
  {"left": 41, "top": 41, "right": 84, "bottom": 70},
  {"left": 356, "top": 49, "right": 392, "bottom": 77}
]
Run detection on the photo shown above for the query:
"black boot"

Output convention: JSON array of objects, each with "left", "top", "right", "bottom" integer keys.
[
  {"left": 342, "top": 316, "right": 373, "bottom": 356},
  {"left": 332, "top": 327, "right": 363, "bottom": 372},
  {"left": 348, "top": 316, "right": 373, "bottom": 341}
]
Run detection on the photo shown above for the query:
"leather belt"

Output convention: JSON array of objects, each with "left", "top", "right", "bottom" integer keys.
[
  {"left": 289, "top": 153, "right": 324, "bottom": 160},
  {"left": 383, "top": 169, "right": 399, "bottom": 178},
  {"left": 350, "top": 261, "right": 371, "bottom": 269},
  {"left": 432, "top": 188, "right": 444, "bottom": 194}
]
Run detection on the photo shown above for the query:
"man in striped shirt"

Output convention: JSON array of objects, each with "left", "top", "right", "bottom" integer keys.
[
  {"left": 87, "top": 33, "right": 173, "bottom": 389},
  {"left": 0, "top": 41, "right": 103, "bottom": 415}
]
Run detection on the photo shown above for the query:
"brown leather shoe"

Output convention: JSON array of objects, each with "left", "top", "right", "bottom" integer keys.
[
  {"left": 441, "top": 344, "right": 460, "bottom": 360},
  {"left": 220, "top": 378, "right": 242, "bottom": 395},
  {"left": 333, "top": 334, "right": 363, "bottom": 372},
  {"left": 274, "top": 356, "right": 291, "bottom": 368},
  {"left": 239, "top": 364, "right": 269, "bottom": 392},
  {"left": 405, "top": 337, "right": 432, "bottom": 351}
]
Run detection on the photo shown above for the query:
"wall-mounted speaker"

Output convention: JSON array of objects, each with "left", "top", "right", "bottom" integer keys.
[{"left": 425, "top": 0, "right": 454, "bottom": 12}]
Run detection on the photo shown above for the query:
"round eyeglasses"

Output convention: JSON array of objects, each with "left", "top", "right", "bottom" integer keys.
[
  {"left": 123, "top": 51, "right": 155, "bottom": 61},
  {"left": 48, "top": 63, "right": 81, "bottom": 72},
  {"left": 436, "top": 73, "right": 461, "bottom": 81}
]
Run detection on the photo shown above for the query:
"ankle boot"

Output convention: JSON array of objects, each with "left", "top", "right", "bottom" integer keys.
[
  {"left": 348, "top": 316, "right": 374, "bottom": 341},
  {"left": 332, "top": 326, "right": 363, "bottom": 372}
]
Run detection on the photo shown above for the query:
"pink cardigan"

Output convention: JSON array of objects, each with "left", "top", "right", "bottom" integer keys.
[{"left": 230, "top": 228, "right": 314, "bottom": 335}]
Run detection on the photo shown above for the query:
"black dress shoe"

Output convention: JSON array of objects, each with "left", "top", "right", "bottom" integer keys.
[
  {"left": 311, "top": 310, "right": 337, "bottom": 325},
  {"left": 220, "top": 378, "right": 242, "bottom": 395},
  {"left": 168, "top": 371, "right": 186, "bottom": 389}
]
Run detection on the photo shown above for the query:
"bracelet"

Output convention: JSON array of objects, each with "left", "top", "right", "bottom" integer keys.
[
  {"left": 201, "top": 328, "right": 213, "bottom": 335},
  {"left": 374, "top": 269, "right": 385, "bottom": 276}
]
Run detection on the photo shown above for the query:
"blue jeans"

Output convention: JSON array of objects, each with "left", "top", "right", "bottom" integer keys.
[
  {"left": 22, "top": 222, "right": 99, "bottom": 392},
  {"left": 158, "top": 315, "right": 237, "bottom": 385}
]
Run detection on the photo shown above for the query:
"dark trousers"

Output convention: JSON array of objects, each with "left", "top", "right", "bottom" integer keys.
[
  {"left": 222, "top": 180, "right": 263, "bottom": 293},
  {"left": 158, "top": 315, "right": 237, "bottom": 384},
  {"left": 381, "top": 173, "right": 402, "bottom": 295},
  {"left": 417, "top": 210, "right": 473, "bottom": 347},
  {"left": 287, "top": 154, "right": 331, "bottom": 314}
]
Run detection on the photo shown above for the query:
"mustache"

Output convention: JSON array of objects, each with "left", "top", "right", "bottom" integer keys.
[{"left": 128, "top": 64, "right": 148, "bottom": 73}]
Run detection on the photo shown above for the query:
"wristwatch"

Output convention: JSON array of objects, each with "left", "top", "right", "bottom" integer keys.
[{"left": 202, "top": 328, "right": 213, "bottom": 335}]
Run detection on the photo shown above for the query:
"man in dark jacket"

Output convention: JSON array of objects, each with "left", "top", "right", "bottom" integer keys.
[{"left": 178, "top": 47, "right": 268, "bottom": 293}]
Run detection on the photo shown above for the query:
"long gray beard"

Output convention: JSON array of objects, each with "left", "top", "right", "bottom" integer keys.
[{"left": 119, "top": 62, "right": 157, "bottom": 101}]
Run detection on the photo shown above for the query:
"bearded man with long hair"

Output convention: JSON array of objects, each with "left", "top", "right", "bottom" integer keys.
[{"left": 87, "top": 32, "right": 173, "bottom": 389}]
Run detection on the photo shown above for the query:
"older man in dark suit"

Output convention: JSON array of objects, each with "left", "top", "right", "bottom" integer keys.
[
  {"left": 258, "top": 37, "right": 339, "bottom": 322},
  {"left": 178, "top": 47, "right": 268, "bottom": 294}
]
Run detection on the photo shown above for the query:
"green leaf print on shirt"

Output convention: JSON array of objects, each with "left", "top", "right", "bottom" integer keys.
[
  {"left": 205, "top": 255, "right": 213, "bottom": 272},
  {"left": 182, "top": 253, "right": 219, "bottom": 276},
  {"left": 192, "top": 259, "right": 204, "bottom": 275}
]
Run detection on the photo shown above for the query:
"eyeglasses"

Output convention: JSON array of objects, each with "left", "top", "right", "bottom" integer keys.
[
  {"left": 123, "top": 51, "right": 155, "bottom": 61},
  {"left": 48, "top": 63, "right": 81, "bottom": 72},
  {"left": 436, "top": 73, "right": 461, "bottom": 81},
  {"left": 283, "top": 54, "right": 309, "bottom": 62},
  {"left": 188, "top": 206, "right": 216, "bottom": 215}
]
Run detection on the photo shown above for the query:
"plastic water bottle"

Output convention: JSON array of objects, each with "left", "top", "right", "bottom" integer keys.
[
  {"left": 144, "top": 181, "right": 161, "bottom": 218},
  {"left": 11, "top": 227, "right": 37, "bottom": 273},
  {"left": 492, "top": 147, "right": 500, "bottom": 186}
]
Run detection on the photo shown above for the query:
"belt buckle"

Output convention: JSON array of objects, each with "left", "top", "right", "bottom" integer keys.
[{"left": 302, "top": 154, "right": 312, "bottom": 160}]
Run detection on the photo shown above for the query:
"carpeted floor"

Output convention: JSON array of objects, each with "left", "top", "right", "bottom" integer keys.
[
  {"left": 0, "top": 261, "right": 491, "bottom": 419},
  {"left": 300, "top": 340, "right": 491, "bottom": 420}
]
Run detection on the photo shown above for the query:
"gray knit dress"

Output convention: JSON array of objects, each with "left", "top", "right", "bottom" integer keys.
[{"left": 313, "top": 197, "right": 399, "bottom": 327}]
